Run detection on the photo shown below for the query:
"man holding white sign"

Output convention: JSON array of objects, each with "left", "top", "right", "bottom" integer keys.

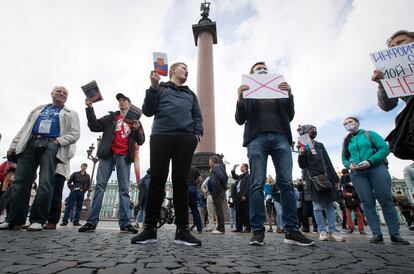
[
  {"left": 235, "top": 61, "right": 314, "bottom": 247},
  {"left": 371, "top": 30, "right": 414, "bottom": 111}
]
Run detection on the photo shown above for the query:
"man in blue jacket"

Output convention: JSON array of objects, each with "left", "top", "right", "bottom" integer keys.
[
  {"left": 131, "top": 62, "right": 203, "bottom": 246},
  {"left": 235, "top": 61, "right": 314, "bottom": 246}
]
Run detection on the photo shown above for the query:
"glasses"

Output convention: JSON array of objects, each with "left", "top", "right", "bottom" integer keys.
[{"left": 343, "top": 120, "right": 354, "bottom": 126}]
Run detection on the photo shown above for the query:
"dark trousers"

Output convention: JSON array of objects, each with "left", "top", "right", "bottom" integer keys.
[
  {"left": 10, "top": 138, "right": 59, "bottom": 225},
  {"left": 145, "top": 135, "right": 197, "bottom": 228},
  {"left": 188, "top": 184, "right": 202, "bottom": 231},
  {"left": 0, "top": 187, "right": 12, "bottom": 218},
  {"left": 237, "top": 199, "right": 250, "bottom": 231},
  {"left": 235, "top": 200, "right": 243, "bottom": 231},
  {"left": 302, "top": 200, "right": 317, "bottom": 231},
  {"left": 401, "top": 210, "right": 414, "bottom": 226},
  {"left": 62, "top": 191, "right": 85, "bottom": 224},
  {"left": 212, "top": 191, "right": 226, "bottom": 232},
  {"left": 47, "top": 174, "right": 66, "bottom": 224},
  {"left": 297, "top": 207, "right": 304, "bottom": 228}
]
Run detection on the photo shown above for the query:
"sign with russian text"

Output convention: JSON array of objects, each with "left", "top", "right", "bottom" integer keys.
[
  {"left": 370, "top": 42, "right": 414, "bottom": 98},
  {"left": 241, "top": 74, "right": 288, "bottom": 99}
]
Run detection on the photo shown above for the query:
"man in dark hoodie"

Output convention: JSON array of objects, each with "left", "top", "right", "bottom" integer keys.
[
  {"left": 131, "top": 62, "right": 203, "bottom": 246},
  {"left": 235, "top": 61, "right": 314, "bottom": 246},
  {"left": 78, "top": 93, "right": 145, "bottom": 233}
]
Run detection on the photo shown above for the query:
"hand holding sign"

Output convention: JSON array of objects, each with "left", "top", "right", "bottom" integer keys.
[
  {"left": 241, "top": 74, "right": 288, "bottom": 99},
  {"left": 370, "top": 42, "right": 414, "bottom": 98}
]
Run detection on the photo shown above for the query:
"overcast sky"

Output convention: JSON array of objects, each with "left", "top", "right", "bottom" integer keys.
[{"left": 0, "top": 0, "right": 413, "bottom": 190}]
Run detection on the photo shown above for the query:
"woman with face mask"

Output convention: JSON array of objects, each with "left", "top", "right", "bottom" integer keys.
[
  {"left": 298, "top": 124, "right": 344, "bottom": 242},
  {"left": 341, "top": 117, "right": 409, "bottom": 245}
]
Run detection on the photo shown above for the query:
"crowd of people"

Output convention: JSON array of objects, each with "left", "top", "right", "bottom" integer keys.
[{"left": 0, "top": 30, "right": 414, "bottom": 248}]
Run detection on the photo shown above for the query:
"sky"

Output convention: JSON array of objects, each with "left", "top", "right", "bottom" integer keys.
[{"left": 0, "top": 0, "right": 413, "bottom": 193}]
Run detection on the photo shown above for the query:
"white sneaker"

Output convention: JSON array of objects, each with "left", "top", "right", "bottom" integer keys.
[
  {"left": 27, "top": 223, "right": 43, "bottom": 231},
  {"left": 329, "top": 232, "right": 345, "bottom": 242},
  {"left": 319, "top": 231, "right": 329, "bottom": 241},
  {"left": 0, "top": 222, "right": 10, "bottom": 229},
  {"left": 211, "top": 229, "right": 224, "bottom": 234}
]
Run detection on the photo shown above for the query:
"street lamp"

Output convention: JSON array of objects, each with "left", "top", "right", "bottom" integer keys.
[
  {"left": 81, "top": 136, "right": 101, "bottom": 221},
  {"left": 86, "top": 136, "right": 101, "bottom": 200}
]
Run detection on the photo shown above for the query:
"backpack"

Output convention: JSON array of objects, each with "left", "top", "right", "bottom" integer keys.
[{"left": 364, "top": 130, "right": 389, "bottom": 168}]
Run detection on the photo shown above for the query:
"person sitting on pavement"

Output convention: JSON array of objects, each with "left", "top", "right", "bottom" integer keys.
[
  {"left": 298, "top": 124, "right": 345, "bottom": 242},
  {"left": 342, "top": 117, "right": 409, "bottom": 245},
  {"left": 79, "top": 93, "right": 145, "bottom": 234}
]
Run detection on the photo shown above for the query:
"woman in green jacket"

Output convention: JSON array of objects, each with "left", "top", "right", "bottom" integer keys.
[{"left": 341, "top": 117, "right": 409, "bottom": 245}]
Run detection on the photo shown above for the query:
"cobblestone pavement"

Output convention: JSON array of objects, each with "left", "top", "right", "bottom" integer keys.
[{"left": 0, "top": 221, "right": 413, "bottom": 274}]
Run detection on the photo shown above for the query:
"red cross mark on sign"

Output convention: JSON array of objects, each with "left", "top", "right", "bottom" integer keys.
[{"left": 243, "top": 74, "right": 287, "bottom": 98}]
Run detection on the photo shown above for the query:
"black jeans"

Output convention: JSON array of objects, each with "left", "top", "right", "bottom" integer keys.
[
  {"left": 47, "top": 174, "right": 66, "bottom": 224},
  {"left": 237, "top": 199, "right": 250, "bottom": 231},
  {"left": 145, "top": 135, "right": 197, "bottom": 228},
  {"left": 10, "top": 138, "right": 59, "bottom": 225},
  {"left": 302, "top": 200, "right": 317, "bottom": 231}
]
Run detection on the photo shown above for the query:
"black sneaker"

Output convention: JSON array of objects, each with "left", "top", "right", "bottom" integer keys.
[
  {"left": 174, "top": 227, "right": 201, "bottom": 246},
  {"left": 78, "top": 222, "right": 96, "bottom": 233},
  {"left": 370, "top": 234, "right": 384, "bottom": 243},
  {"left": 72, "top": 222, "right": 82, "bottom": 227},
  {"left": 249, "top": 230, "right": 265, "bottom": 246},
  {"left": 390, "top": 235, "right": 410, "bottom": 245},
  {"left": 131, "top": 227, "right": 157, "bottom": 244},
  {"left": 120, "top": 224, "right": 138, "bottom": 234},
  {"left": 284, "top": 231, "right": 315, "bottom": 246},
  {"left": 60, "top": 222, "right": 68, "bottom": 226}
]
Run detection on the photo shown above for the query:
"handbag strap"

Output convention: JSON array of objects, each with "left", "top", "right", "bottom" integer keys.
[{"left": 304, "top": 145, "right": 328, "bottom": 178}]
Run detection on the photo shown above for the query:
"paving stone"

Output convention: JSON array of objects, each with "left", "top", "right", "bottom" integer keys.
[
  {"left": 205, "top": 266, "right": 238, "bottom": 273},
  {"left": 97, "top": 263, "right": 137, "bottom": 274},
  {"left": 57, "top": 268, "right": 96, "bottom": 274},
  {"left": 0, "top": 222, "right": 412, "bottom": 273},
  {"left": 146, "top": 261, "right": 182, "bottom": 268}
]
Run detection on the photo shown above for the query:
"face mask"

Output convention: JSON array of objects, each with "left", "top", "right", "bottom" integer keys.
[
  {"left": 308, "top": 131, "right": 317, "bottom": 139},
  {"left": 254, "top": 68, "right": 268, "bottom": 74},
  {"left": 345, "top": 124, "right": 358, "bottom": 133}
]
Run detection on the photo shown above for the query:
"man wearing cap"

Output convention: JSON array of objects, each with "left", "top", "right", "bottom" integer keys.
[
  {"left": 0, "top": 86, "right": 80, "bottom": 231},
  {"left": 60, "top": 163, "right": 90, "bottom": 226},
  {"left": 79, "top": 93, "right": 145, "bottom": 233},
  {"left": 235, "top": 62, "right": 314, "bottom": 246},
  {"left": 371, "top": 30, "right": 414, "bottom": 111}
]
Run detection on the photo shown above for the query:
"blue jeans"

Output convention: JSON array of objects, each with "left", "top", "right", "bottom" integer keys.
[
  {"left": 273, "top": 200, "right": 284, "bottom": 229},
  {"left": 188, "top": 184, "right": 203, "bottom": 231},
  {"left": 229, "top": 207, "right": 235, "bottom": 227},
  {"left": 247, "top": 133, "right": 298, "bottom": 232},
  {"left": 87, "top": 154, "right": 132, "bottom": 228},
  {"left": 312, "top": 201, "right": 336, "bottom": 233},
  {"left": 62, "top": 190, "right": 85, "bottom": 224},
  {"left": 350, "top": 164, "right": 400, "bottom": 236}
]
